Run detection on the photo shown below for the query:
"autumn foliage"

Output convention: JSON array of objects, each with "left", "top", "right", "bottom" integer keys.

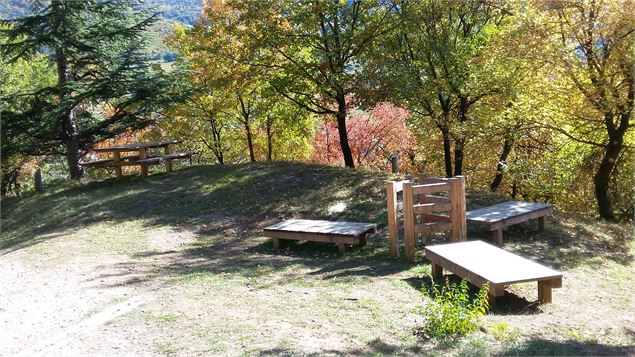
[{"left": 312, "top": 102, "right": 416, "bottom": 171}]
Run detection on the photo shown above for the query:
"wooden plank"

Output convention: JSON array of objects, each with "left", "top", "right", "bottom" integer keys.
[
  {"left": 466, "top": 201, "right": 552, "bottom": 224},
  {"left": 424, "top": 241, "right": 562, "bottom": 286},
  {"left": 264, "top": 219, "right": 376, "bottom": 236},
  {"left": 79, "top": 159, "right": 114, "bottom": 166},
  {"left": 403, "top": 182, "right": 416, "bottom": 261},
  {"left": 419, "top": 195, "right": 450, "bottom": 204},
  {"left": 488, "top": 207, "right": 553, "bottom": 231},
  {"left": 413, "top": 202, "right": 452, "bottom": 214},
  {"left": 412, "top": 182, "right": 452, "bottom": 195},
  {"left": 414, "top": 222, "right": 452, "bottom": 234},
  {"left": 387, "top": 181, "right": 399, "bottom": 258},
  {"left": 93, "top": 140, "right": 181, "bottom": 152},
  {"left": 263, "top": 230, "right": 359, "bottom": 245},
  {"left": 421, "top": 214, "right": 450, "bottom": 223}
]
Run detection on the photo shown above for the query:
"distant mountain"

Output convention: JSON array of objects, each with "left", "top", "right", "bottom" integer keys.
[
  {"left": 0, "top": 0, "right": 203, "bottom": 24},
  {"left": 0, "top": 0, "right": 203, "bottom": 62}
]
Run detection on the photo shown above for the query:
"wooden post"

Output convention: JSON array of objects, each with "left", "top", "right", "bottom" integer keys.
[
  {"left": 387, "top": 181, "right": 399, "bottom": 258},
  {"left": 272, "top": 238, "right": 280, "bottom": 250},
  {"left": 164, "top": 145, "right": 172, "bottom": 172},
  {"left": 538, "top": 280, "right": 552, "bottom": 303},
  {"left": 492, "top": 229, "right": 504, "bottom": 245},
  {"left": 403, "top": 181, "right": 416, "bottom": 261},
  {"left": 538, "top": 216, "right": 547, "bottom": 230},
  {"left": 449, "top": 176, "right": 467, "bottom": 242},
  {"left": 431, "top": 263, "right": 443, "bottom": 278},
  {"left": 337, "top": 242, "right": 347, "bottom": 255},
  {"left": 34, "top": 168, "right": 43, "bottom": 193},
  {"left": 139, "top": 148, "right": 149, "bottom": 177},
  {"left": 113, "top": 152, "right": 123, "bottom": 180},
  {"left": 390, "top": 152, "right": 399, "bottom": 174}
]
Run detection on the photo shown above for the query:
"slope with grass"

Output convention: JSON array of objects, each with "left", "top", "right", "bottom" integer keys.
[{"left": 1, "top": 162, "right": 633, "bottom": 356}]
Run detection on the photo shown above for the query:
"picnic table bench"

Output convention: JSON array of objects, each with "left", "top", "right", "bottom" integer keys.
[
  {"left": 263, "top": 219, "right": 377, "bottom": 255},
  {"left": 80, "top": 141, "right": 193, "bottom": 179},
  {"left": 466, "top": 201, "right": 553, "bottom": 245},
  {"left": 425, "top": 241, "right": 562, "bottom": 304}
]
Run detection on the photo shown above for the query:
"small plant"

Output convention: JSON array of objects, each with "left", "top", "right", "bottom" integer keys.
[{"left": 418, "top": 277, "right": 490, "bottom": 338}]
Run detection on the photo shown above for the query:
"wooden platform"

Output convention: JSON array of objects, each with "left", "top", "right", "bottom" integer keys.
[
  {"left": 466, "top": 201, "right": 553, "bottom": 245},
  {"left": 263, "top": 219, "right": 377, "bottom": 255},
  {"left": 425, "top": 241, "right": 562, "bottom": 303}
]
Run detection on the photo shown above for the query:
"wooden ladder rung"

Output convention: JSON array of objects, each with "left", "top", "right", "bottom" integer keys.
[
  {"left": 413, "top": 202, "right": 452, "bottom": 214},
  {"left": 412, "top": 182, "right": 452, "bottom": 195},
  {"left": 422, "top": 214, "right": 451, "bottom": 222},
  {"left": 414, "top": 222, "right": 452, "bottom": 234}
]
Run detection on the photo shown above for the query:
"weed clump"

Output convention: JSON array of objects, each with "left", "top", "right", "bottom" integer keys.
[{"left": 418, "top": 277, "right": 489, "bottom": 338}]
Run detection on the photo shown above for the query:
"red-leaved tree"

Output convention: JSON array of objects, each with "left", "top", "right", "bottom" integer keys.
[{"left": 312, "top": 102, "right": 417, "bottom": 171}]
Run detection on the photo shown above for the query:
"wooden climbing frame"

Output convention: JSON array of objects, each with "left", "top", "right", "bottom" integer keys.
[{"left": 387, "top": 174, "right": 467, "bottom": 260}]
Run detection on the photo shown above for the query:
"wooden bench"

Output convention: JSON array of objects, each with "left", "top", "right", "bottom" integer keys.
[
  {"left": 136, "top": 151, "right": 193, "bottom": 172},
  {"left": 263, "top": 219, "right": 377, "bottom": 255},
  {"left": 466, "top": 201, "right": 553, "bottom": 245},
  {"left": 425, "top": 240, "right": 562, "bottom": 304}
]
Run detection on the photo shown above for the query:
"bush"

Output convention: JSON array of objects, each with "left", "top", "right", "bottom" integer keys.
[{"left": 418, "top": 277, "right": 490, "bottom": 338}]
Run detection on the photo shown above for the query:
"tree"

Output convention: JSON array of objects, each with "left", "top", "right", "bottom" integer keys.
[
  {"left": 1, "top": 0, "right": 186, "bottom": 179},
  {"left": 380, "top": 0, "right": 512, "bottom": 177},
  {"left": 312, "top": 102, "right": 417, "bottom": 170},
  {"left": 229, "top": 0, "right": 393, "bottom": 168},
  {"left": 166, "top": 1, "right": 315, "bottom": 165},
  {"left": 534, "top": 0, "right": 634, "bottom": 220}
]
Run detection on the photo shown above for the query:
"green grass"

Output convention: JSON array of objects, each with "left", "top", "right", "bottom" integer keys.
[{"left": 1, "top": 161, "right": 634, "bottom": 356}]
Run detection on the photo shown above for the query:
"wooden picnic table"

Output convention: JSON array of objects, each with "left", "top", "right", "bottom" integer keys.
[
  {"left": 425, "top": 240, "right": 562, "bottom": 304},
  {"left": 86, "top": 140, "right": 184, "bottom": 179}
]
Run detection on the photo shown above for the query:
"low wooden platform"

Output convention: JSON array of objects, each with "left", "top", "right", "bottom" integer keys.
[
  {"left": 466, "top": 201, "right": 553, "bottom": 245},
  {"left": 263, "top": 219, "right": 377, "bottom": 255},
  {"left": 425, "top": 241, "right": 562, "bottom": 304}
]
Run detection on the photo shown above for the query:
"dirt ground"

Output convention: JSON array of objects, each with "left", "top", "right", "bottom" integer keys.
[{"left": 2, "top": 209, "right": 634, "bottom": 356}]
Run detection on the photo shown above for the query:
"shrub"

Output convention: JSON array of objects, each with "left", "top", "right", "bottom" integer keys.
[{"left": 418, "top": 277, "right": 490, "bottom": 338}]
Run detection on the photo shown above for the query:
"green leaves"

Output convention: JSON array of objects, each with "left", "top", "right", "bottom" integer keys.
[{"left": 419, "top": 277, "right": 490, "bottom": 338}]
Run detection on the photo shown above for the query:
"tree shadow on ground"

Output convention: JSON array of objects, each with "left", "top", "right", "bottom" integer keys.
[
  {"left": 86, "top": 231, "right": 419, "bottom": 290},
  {"left": 1, "top": 162, "right": 390, "bottom": 254},
  {"left": 502, "top": 216, "right": 633, "bottom": 270},
  {"left": 499, "top": 337, "right": 634, "bottom": 356},
  {"left": 256, "top": 337, "right": 420, "bottom": 356}
]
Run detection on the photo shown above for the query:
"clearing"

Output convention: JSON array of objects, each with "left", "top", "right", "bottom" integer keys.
[{"left": 1, "top": 162, "right": 633, "bottom": 356}]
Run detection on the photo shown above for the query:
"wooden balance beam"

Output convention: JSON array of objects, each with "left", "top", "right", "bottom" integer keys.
[
  {"left": 263, "top": 219, "right": 377, "bottom": 255},
  {"left": 425, "top": 241, "right": 562, "bottom": 304},
  {"left": 466, "top": 201, "right": 553, "bottom": 245}
]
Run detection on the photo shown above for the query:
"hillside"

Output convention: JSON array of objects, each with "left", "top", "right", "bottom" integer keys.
[{"left": 1, "top": 162, "right": 633, "bottom": 356}]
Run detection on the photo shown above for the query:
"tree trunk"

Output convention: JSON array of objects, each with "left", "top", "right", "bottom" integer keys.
[
  {"left": 593, "top": 138, "right": 623, "bottom": 221},
  {"left": 439, "top": 124, "right": 452, "bottom": 178},
  {"left": 490, "top": 133, "right": 514, "bottom": 192},
  {"left": 265, "top": 115, "right": 274, "bottom": 161},
  {"left": 244, "top": 121, "right": 256, "bottom": 163},
  {"left": 208, "top": 117, "right": 224, "bottom": 165},
  {"left": 237, "top": 94, "right": 256, "bottom": 163},
  {"left": 335, "top": 94, "right": 355, "bottom": 168},
  {"left": 453, "top": 138, "right": 465, "bottom": 176},
  {"left": 55, "top": 46, "right": 83, "bottom": 180}
]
